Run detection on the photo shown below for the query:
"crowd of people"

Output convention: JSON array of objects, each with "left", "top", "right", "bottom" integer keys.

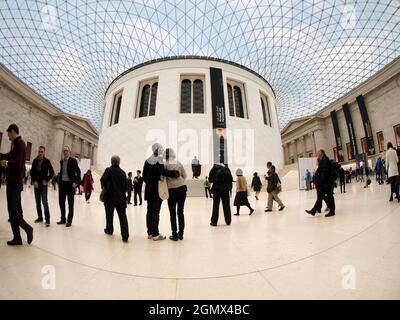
[{"left": 1, "top": 122, "right": 399, "bottom": 246}]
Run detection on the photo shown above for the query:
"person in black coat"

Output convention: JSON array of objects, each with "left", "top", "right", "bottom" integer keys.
[
  {"left": 251, "top": 172, "right": 262, "bottom": 200},
  {"left": 57, "top": 146, "right": 81, "bottom": 227},
  {"left": 30, "top": 146, "right": 54, "bottom": 225},
  {"left": 306, "top": 149, "right": 336, "bottom": 217},
  {"left": 208, "top": 163, "right": 233, "bottom": 226},
  {"left": 101, "top": 155, "right": 129, "bottom": 242},
  {"left": 133, "top": 170, "right": 144, "bottom": 206},
  {"left": 126, "top": 172, "right": 133, "bottom": 204},
  {"left": 143, "top": 143, "right": 180, "bottom": 240},
  {"left": 338, "top": 165, "right": 345, "bottom": 194}
]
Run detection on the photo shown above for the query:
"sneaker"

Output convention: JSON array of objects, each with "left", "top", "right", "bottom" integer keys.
[
  {"left": 45, "top": 222, "right": 50, "bottom": 227},
  {"left": 153, "top": 234, "right": 166, "bottom": 241},
  {"left": 34, "top": 218, "right": 43, "bottom": 223},
  {"left": 169, "top": 235, "right": 178, "bottom": 241},
  {"left": 147, "top": 235, "right": 153, "bottom": 239},
  {"left": 278, "top": 206, "right": 285, "bottom": 211}
]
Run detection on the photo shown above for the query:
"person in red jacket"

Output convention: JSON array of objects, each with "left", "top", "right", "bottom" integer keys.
[
  {"left": 82, "top": 169, "right": 94, "bottom": 203},
  {"left": 0, "top": 124, "right": 33, "bottom": 246}
]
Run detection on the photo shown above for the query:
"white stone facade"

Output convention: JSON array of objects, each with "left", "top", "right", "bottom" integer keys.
[
  {"left": 98, "top": 57, "right": 283, "bottom": 176},
  {"left": 0, "top": 64, "right": 98, "bottom": 171},
  {"left": 281, "top": 58, "right": 400, "bottom": 165}
]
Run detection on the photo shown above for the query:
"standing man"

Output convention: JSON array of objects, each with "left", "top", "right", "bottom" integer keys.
[
  {"left": 101, "top": 155, "right": 129, "bottom": 242},
  {"left": 306, "top": 149, "right": 336, "bottom": 217},
  {"left": 133, "top": 170, "right": 143, "bottom": 206},
  {"left": 0, "top": 124, "right": 33, "bottom": 245},
  {"left": 208, "top": 163, "right": 233, "bottom": 226},
  {"left": 203, "top": 176, "right": 212, "bottom": 198},
  {"left": 338, "top": 165, "right": 345, "bottom": 194},
  {"left": 143, "top": 143, "right": 180, "bottom": 240},
  {"left": 126, "top": 172, "right": 133, "bottom": 204},
  {"left": 57, "top": 146, "right": 81, "bottom": 227},
  {"left": 30, "top": 146, "right": 54, "bottom": 226},
  {"left": 191, "top": 156, "right": 201, "bottom": 179}
]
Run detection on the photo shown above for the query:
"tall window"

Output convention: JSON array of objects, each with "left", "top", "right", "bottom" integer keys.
[
  {"left": 377, "top": 131, "right": 385, "bottom": 153},
  {"left": 260, "top": 92, "right": 272, "bottom": 126},
  {"left": 180, "top": 76, "right": 205, "bottom": 114},
  {"left": 137, "top": 79, "right": 158, "bottom": 118},
  {"left": 227, "top": 80, "right": 247, "bottom": 119},
  {"left": 394, "top": 124, "right": 400, "bottom": 148},
  {"left": 333, "top": 147, "right": 339, "bottom": 162},
  {"left": 109, "top": 91, "right": 123, "bottom": 126},
  {"left": 346, "top": 142, "right": 354, "bottom": 161},
  {"left": 26, "top": 142, "right": 32, "bottom": 161},
  {"left": 361, "top": 137, "right": 370, "bottom": 155}
]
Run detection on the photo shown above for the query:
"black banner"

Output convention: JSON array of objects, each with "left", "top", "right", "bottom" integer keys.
[
  {"left": 330, "top": 110, "right": 342, "bottom": 151},
  {"left": 342, "top": 103, "right": 358, "bottom": 159},
  {"left": 210, "top": 67, "right": 227, "bottom": 164},
  {"left": 356, "top": 95, "right": 375, "bottom": 155}
]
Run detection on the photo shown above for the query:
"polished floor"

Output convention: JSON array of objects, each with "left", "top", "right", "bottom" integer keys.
[{"left": 0, "top": 181, "right": 399, "bottom": 299}]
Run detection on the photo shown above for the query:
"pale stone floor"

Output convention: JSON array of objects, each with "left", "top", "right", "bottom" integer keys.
[{"left": 0, "top": 181, "right": 399, "bottom": 299}]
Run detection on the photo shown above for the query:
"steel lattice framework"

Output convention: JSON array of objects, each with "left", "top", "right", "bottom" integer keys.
[{"left": 1, "top": 0, "right": 399, "bottom": 131}]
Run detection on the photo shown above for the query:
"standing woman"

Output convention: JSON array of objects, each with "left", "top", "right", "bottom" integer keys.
[
  {"left": 164, "top": 148, "right": 187, "bottom": 241},
  {"left": 82, "top": 170, "right": 94, "bottom": 203},
  {"left": 251, "top": 172, "right": 262, "bottom": 200},
  {"left": 385, "top": 142, "right": 399, "bottom": 202},
  {"left": 234, "top": 169, "right": 254, "bottom": 216}
]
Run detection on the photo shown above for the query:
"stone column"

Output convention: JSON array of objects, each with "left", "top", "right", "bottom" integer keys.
[
  {"left": 298, "top": 136, "right": 305, "bottom": 157},
  {"left": 308, "top": 131, "right": 316, "bottom": 156},
  {"left": 93, "top": 145, "right": 97, "bottom": 166}
]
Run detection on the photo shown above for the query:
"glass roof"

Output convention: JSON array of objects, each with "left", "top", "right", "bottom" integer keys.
[{"left": 1, "top": 0, "right": 399, "bottom": 131}]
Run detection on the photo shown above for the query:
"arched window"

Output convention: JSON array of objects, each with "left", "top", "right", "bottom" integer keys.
[
  {"left": 149, "top": 83, "right": 158, "bottom": 116},
  {"left": 233, "top": 86, "right": 244, "bottom": 118},
  {"left": 193, "top": 79, "right": 204, "bottom": 113},
  {"left": 139, "top": 85, "right": 150, "bottom": 117},
  {"left": 180, "top": 79, "right": 192, "bottom": 113},
  {"left": 109, "top": 91, "right": 123, "bottom": 126},
  {"left": 260, "top": 93, "right": 272, "bottom": 126},
  {"left": 136, "top": 79, "right": 158, "bottom": 118},
  {"left": 227, "top": 84, "right": 234, "bottom": 116}
]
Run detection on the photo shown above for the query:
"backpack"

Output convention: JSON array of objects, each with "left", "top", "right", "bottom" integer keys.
[{"left": 215, "top": 166, "right": 232, "bottom": 190}]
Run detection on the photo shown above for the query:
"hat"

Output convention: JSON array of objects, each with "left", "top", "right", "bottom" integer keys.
[
  {"left": 152, "top": 143, "right": 162, "bottom": 153},
  {"left": 236, "top": 168, "right": 243, "bottom": 176}
]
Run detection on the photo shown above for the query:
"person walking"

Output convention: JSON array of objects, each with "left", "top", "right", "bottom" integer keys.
[
  {"left": 143, "top": 143, "right": 180, "bottom": 241},
  {"left": 126, "top": 172, "right": 133, "bottom": 204},
  {"left": 338, "top": 165, "right": 345, "bottom": 194},
  {"left": 133, "top": 170, "right": 143, "bottom": 206},
  {"left": 304, "top": 169, "right": 312, "bottom": 191},
  {"left": 265, "top": 165, "right": 285, "bottom": 212},
  {"left": 164, "top": 148, "right": 187, "bottom": 241},
  {"left": 57, "top": 146, "right": 81, "bottom": 227},
  {"left": 82, "top": 170, "right": 94, "bottom": 203},
  {"left": 101, "top": 155, "right": 129, "bottom": 242},
  {"left": 203, "top": 176, "right": 212, "bottom": 198},
  {"left": 386, "top": 142, "right": 399, "bottom": 202},
  {"left": 375, "top": 157, "right": 383, "bottom": 185},
  {"left": 306, "top": 149, "right": 336, "bottom": 217},
  {"left": 251, "top": 172, "right": 262, "bottom": 200},
  {"left": 208, "top": 163, "right": 233, "bottom": 226},
  {"left": 234, "top": 169, "right": 254, "bottom": 216},
  {"left": 31, "top": 146, "right": 54, "bottom": 226},
  {"left": 0, "top": 124, "right": 33, "bottom": 245}
]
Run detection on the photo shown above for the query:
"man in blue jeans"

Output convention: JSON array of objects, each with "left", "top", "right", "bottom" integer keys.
[{"left": 30, "top": 146, "right": 54, "bottom": 226}]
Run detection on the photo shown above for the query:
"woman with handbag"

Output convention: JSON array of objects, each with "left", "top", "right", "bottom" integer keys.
[
  {"left": 265, "top": 165, "right": 285, "bottom": 212},
  {"left": 233, "top": 169, "right": 254, "bottom": 216},
  {"left": 163, "top": 148, "right": 187, "bottom": 241}
]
